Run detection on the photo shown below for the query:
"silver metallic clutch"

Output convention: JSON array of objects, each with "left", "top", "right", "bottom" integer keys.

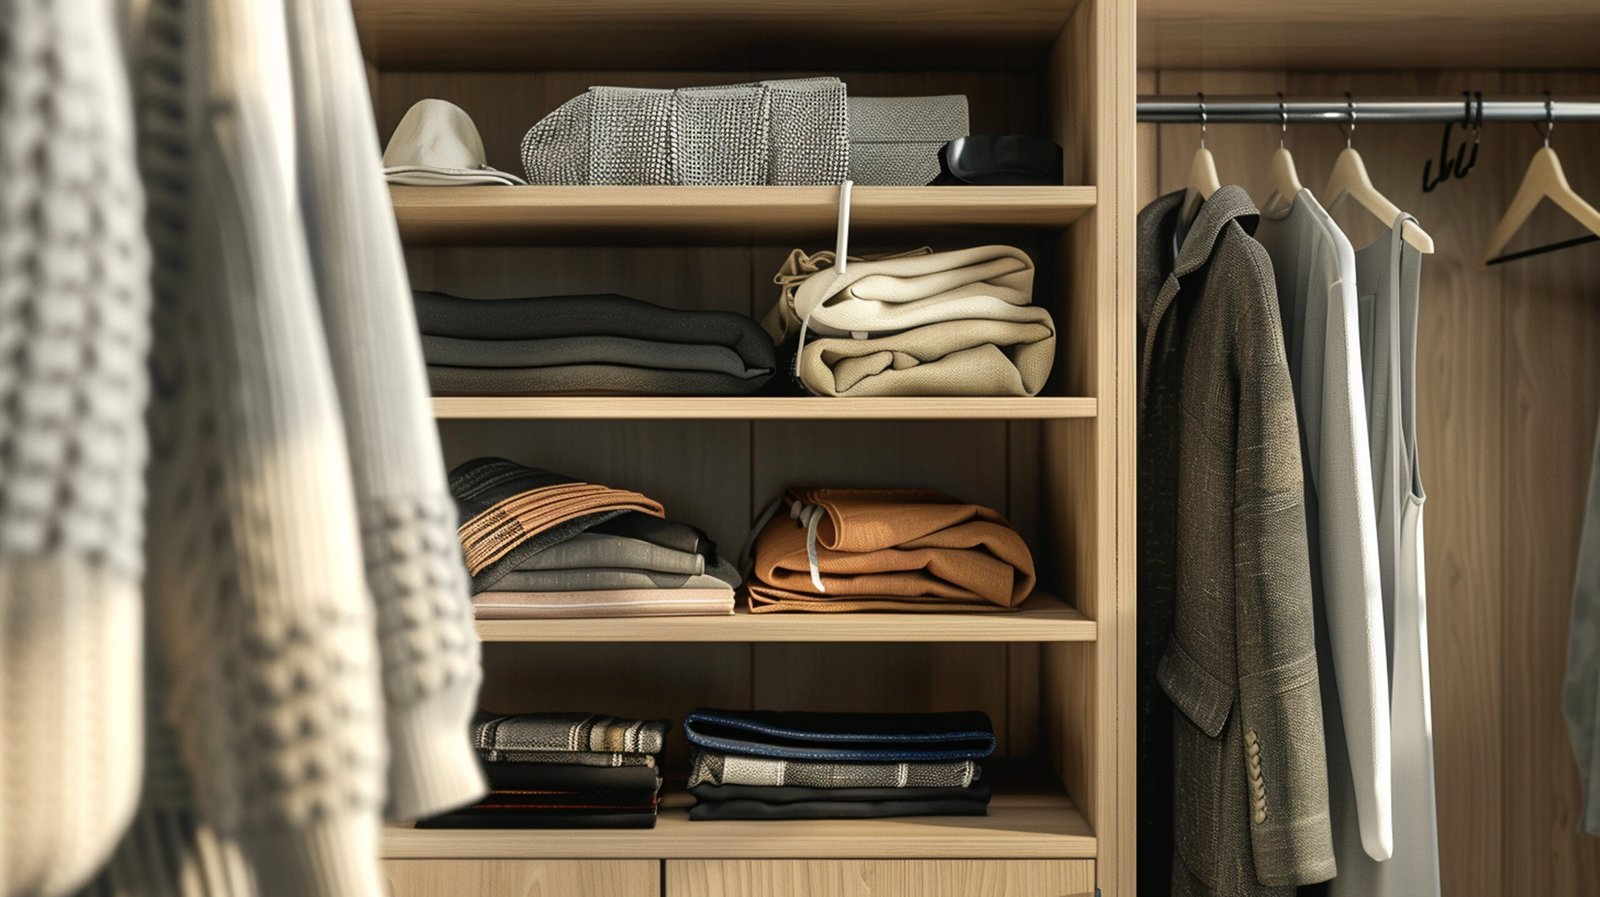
[{"left": 520, "top": 77, "right": 851, "bottom": 186}]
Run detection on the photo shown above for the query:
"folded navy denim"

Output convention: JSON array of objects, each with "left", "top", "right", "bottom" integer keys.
[
  {"left": 689, "top": 781, "right": 991, "bottom": 804},
  {"left": 687, "top": 796, "right": 987, "bottom": 820},
  {"left": 683, "top": 709, "right": 996, "bottom": 762}
]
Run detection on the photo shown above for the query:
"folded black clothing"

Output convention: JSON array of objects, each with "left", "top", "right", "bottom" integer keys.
[
  {"left": 471, "top": 788, "right": 660, "bottom": 809},
  {"left": 485, "top": 761, "right": 663, "bottom": 793},
  {"left": 417, "top": 809, "right": 657, "bottom": 830},
  {"left": 689, "top": 781, "right": 991, "bottom": 804},
  {"left": 683, "top": 709, "right": 997, "bottom": 762},
  {"left": 588, "top": 511, "right": 714, "bottom": 559},
  {"left": 687, "top": 796, "right": 989, "bottom": 821},
  {"left": 413, "top": 291, "right": 776, "bottom": 396}
]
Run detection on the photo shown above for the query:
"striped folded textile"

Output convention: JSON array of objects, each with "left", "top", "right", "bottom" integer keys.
[
  {"left": 472, "top": 588, "right": 734, "bottom": 619},
  {"left": 474, "top": 712, "right": 669, "bottom": 758},
  {"left": 688, "top": 750, "right": 980, "bottom": 790}
]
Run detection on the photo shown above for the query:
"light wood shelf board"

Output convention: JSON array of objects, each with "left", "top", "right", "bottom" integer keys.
[
  {"left": 433, "top": 396, "right": 1097, "bottom": 420},
  {"left": 391, "top": 186, "right": 1096, "bottom": 245},
  {"left": 473, "top": 592, "right": 1094, "bottom": 643},
  {"left": 382, "top": 788, "right": 1095, "bottom": 860}
]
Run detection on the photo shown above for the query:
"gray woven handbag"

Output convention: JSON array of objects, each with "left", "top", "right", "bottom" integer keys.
[{"left": 520, "top": 77, "right": 850, "bottom": 186}]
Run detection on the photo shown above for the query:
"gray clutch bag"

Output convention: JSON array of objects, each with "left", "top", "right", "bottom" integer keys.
[
  {"left": 848, "top": 95, "right": 970, "bottom": 186},
  {"left": 520, "top": 77, "right": 850, "bottom": 186}
]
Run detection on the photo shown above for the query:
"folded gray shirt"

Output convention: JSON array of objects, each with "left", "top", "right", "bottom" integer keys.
[
  {"left": 496, "top": 558, "right": 741, "bottom": 592},
  {"left": 513, "top": 532, "right": 706, "bottom": 576}
]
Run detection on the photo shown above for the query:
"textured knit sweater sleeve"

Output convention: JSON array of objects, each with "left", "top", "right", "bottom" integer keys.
[
  {"left": 0, "top": 0, "right": 150, "bottom": 892},
  {"left": 137, "top": 0, "right": 387, "bottom": 892},
  {"left": 1227, "top": 227, "right": 1337, "bottom": 886},
  {"left": 280, "top": 0, "right": 484, "bottom": 821}
]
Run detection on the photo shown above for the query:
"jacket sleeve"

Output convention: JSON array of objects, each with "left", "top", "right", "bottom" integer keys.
[
  {"left": 1315, "top": 276, "right": 1394, "bottom": 860},
  {"left": 1231, "top": 244, "right": 1337, "bottom": 886}
]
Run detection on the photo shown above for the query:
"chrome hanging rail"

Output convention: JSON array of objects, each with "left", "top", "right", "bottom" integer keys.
[{"left": 1138, "top": 95, "right": 1600, "bottom": 124}]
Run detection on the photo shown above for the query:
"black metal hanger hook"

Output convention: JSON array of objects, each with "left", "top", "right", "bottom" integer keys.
[{"left": 1423, "top": 90, "right": 1482, "bottom": 192}]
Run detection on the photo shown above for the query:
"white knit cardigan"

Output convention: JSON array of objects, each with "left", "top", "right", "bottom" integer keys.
[
  {"left": 72, "top": 0, "right": 482, "bottom": 893},
  {"left": 0, "top": 0, "right": 150, "bottom": 893}
]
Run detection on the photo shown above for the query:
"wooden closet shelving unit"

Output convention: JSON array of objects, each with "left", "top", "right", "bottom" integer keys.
[{"left": 355, "top": 1, "right": 1135, "bottom": 895}]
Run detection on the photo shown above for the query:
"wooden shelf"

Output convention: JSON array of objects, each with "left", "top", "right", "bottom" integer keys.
[
  {"left": 354, "top": 0, "right": 1082, "bottom": 71},
  {"left": 474, "top": 592, "right": 1093, "bottom": 643},
  {"left": 1139, "top": 0, "right": 1600, "bottom": 70},
  {"left": 383, "top": 788, "right": 1094, "bottom": 860},
  {"left": 391, "top": 186, "right": 1096, "bottom": 245},
  {"left": 433, "top": 396, "right": 1097, "bottom": 420}
]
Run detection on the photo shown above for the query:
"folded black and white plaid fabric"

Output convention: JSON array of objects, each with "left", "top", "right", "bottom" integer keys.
[
  {"left": 688, "top": 749, "right": 979, "bottom": 789},
  {"left": 474, "top": 713, "right": 669, "bottom": 757}
]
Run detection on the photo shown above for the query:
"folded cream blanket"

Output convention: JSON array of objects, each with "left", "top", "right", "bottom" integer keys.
[{"left": 797, "top": 313, "right": 1055, "bottom": 397}]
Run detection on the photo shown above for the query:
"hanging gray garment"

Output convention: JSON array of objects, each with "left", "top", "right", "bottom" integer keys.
[
  {"left": 1328, "top": 212, "right": 1440, "bottom": 897},
  {"left": 1565, "top": 413, "right": 1600, "bottom": 836},
  {"left": 1256, "top": 191, "right": 1393, "bottom": 862}
]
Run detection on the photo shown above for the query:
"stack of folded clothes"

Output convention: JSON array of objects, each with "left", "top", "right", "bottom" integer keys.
[
  {"left": 451, "top": 457, "right": 738, "bottom": 618},
  {"left": 420, "top": 713, "right": 669, "bottom": 829},
  {"left": 764, "top": 245, "right": 1056, "bottom": 397},
  {"left": 414, "top": 290, "right": 776, "bottom": 396},
  {"left": 684, "top": 709, "right": 995, "bottom": 820},
  {"left": 745, "top": 488, "right": 1036, "bottom": 613}
]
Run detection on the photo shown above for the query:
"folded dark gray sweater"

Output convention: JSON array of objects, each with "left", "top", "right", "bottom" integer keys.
[{"left": 414, "top": 291, "right": 775, "bottom": 396}]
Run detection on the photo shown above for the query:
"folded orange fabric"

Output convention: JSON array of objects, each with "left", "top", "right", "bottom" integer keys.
[
  {"left": 459, "top": 482, "right": 663, "bottom": 575},
  {"left": 747, "top": 488, "right": 1035, "bottom": 613}
]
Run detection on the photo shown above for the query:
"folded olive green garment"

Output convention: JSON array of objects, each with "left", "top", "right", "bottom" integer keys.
[
  {"left": 513, "top": 532, "right": 706, "bottom": 576},
  {"left": 495, "top": 559, "right": 740, "bottom": 592},
  {"left": 797, "top": 315, "right": 1055, "bottom": 397}
]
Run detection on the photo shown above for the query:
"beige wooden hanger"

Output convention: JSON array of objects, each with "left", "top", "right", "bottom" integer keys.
[
  {"left": 1262, "top": 92, "right": 1305, "bottom": 216},
  {"left": 1182, "top": 92, "right": 1221, "bottom": 224},
  {"left": 1480, "top": 95, "right": 1600, "bottom": 266},
  {"left": 1323, "top": 95, "right": 1436, "bottom": 254}
]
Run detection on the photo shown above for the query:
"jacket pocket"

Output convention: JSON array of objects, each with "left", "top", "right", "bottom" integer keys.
[{"left": 1159, "top": 639, "right": 1235, "bottom": 891}]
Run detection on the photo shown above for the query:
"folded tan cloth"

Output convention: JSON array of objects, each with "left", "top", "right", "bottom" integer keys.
[
  {"left": 765, "top": 245, "right": 1037, "bottom": 342},
  {"left": 748, "top": 488, "right": 1035, "bottom": 613},
  {"left": 797, "top": 314, "right": 1055, "bottom": 397},
  {"left": 473, "top": 589, "right": 736, "bottom": 619},
  {"left": 459, "top": 483, "right": 663, "bottom": 575}
]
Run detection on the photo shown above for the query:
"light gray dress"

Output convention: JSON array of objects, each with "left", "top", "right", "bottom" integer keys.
[{"left": 1565, "top": 413, "right": 1600, "bottom": 836}]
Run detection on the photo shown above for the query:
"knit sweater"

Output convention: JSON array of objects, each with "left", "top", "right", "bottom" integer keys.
[
  {"left": 77, "top": 0, "right": 481, "bottom": 894},
  {"left": 0, "top": 0, "right": 151, "bottom": 893}
]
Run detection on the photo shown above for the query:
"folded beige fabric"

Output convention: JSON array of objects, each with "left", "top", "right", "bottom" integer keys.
[
  {"left": 797, "top": 314, "right": 1056, "bottom": 397},
  {"left": 472, "top": 589, "right": 736, "bottom": 619},
  {"left": 765, "top": 245, "right": 1036, "bottom": 342}
]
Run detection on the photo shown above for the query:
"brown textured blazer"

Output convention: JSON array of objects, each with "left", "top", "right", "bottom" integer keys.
[{"left": 1138, "top": 187, "right": 1335, "bottom": 896}]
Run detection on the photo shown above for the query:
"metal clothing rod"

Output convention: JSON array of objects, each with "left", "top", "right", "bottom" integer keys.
[{"left": 1138, "top": 96, "right": 1600, "bottom": 124}]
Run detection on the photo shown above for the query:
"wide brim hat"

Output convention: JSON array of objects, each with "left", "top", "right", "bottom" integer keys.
[{"left": 383, "top": 98, "right": 526, "bottom": 187}]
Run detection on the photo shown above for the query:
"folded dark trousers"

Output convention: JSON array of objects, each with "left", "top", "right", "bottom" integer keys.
[
  {"left": 414, "top": 291, "right": 776, "bottom": 396},
  {"left": 687, "top": 796, "right": 988, "bottom": 821},
  {"left": 689, "top": 781, "right": 991, "bottom": 804},
  {"left": 684, "top": 709, "right": 997, "bottom": 762},
  {"left": 467, "top": 788, "right": 659, "bottom": 809},
  {"left": 418, "top": 808, "right": 657, "bottom": 830},
  {"left": 486, "top": 762, "right": 662, "bottom": 792}
]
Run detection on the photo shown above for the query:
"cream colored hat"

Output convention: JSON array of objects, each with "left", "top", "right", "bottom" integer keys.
[{"left": 383, "top": 99, "right": 526, "bottom": 186}]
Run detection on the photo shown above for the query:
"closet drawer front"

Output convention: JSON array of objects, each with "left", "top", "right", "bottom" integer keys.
[
  {"left": 384, "top": 859, "right": 660, "bottom": 897},
  {"left": 666, "top": 859, "right": 1094, "bottom": 897}
]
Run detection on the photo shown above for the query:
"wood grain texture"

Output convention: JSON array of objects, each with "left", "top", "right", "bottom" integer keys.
[
  {"left": 385, "top": 790, "right": 1097, "bottom": 860},
  {"left": 1500, "top": 69, "right": 1600, "bottom": 897},
  {"left": 390, "top": 186, "right": 1096, "bottom": 246},
  {"left": 666, "top": 859, "right": 1096, "bottom": 897},
  {"left": 354, "top": 0, "right": 1082, "bottom": 71},
  {"left": 1139, "top": 0, "right": 1600, "bottom": 70},
  {"left": 432, "top": 397, "right": 1098, "bottom": 420},
  {"left": 473, "top": 593, "right": 1095, "bottom": 643},
  {"left": 383, "top": 859, "right": 659, "bottom": 897}
]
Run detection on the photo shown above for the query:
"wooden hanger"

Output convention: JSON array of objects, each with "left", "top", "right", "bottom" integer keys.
[
  {"left": 1182, "top": 93, "right": 1221, "bottom": 224},
  {"left": 1479, "top": 96, "right": 1600, "bottom": 266},
  {"left": 1262, "top": 93, "right": 1304, "bottom": 216},
  {"left": 1323, "top": 95, "right": 1435, "bottom": 254}
]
